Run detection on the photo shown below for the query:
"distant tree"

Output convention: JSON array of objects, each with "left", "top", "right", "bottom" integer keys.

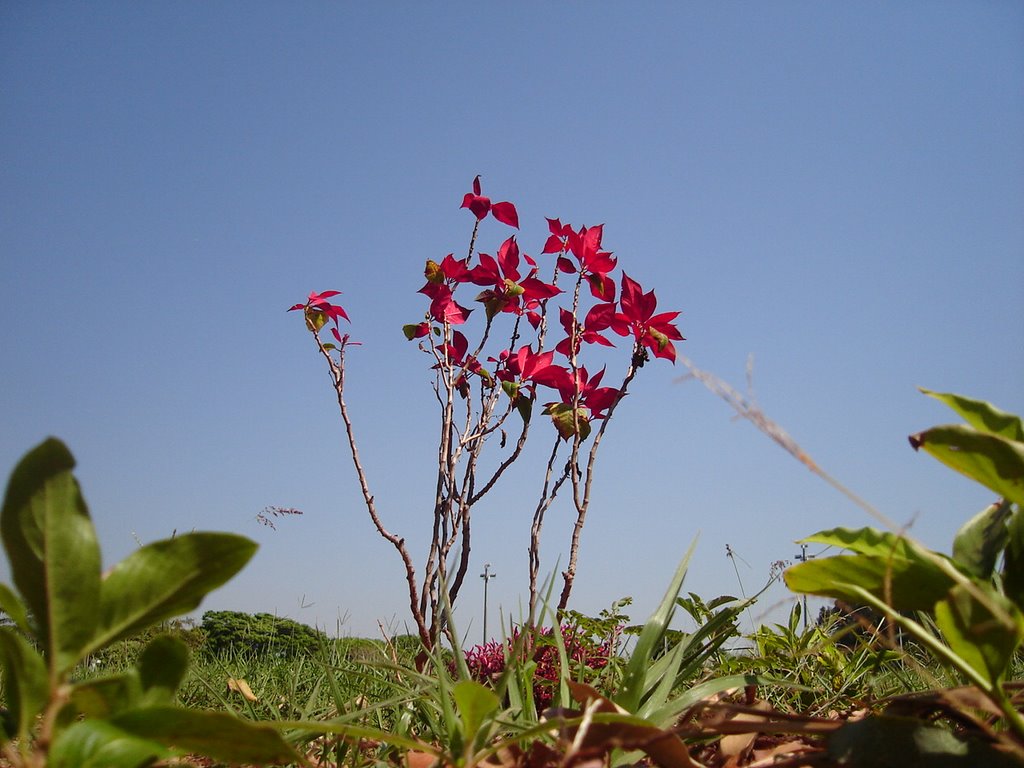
[{"left": 201, "top": 611, "right": 326, "bottom": 657}]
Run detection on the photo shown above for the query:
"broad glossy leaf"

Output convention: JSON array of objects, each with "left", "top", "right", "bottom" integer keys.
[
  {"left": 934, "top": 583, "right": 1024, "bottom": 686},
  {"left": 921, "top": 389, "right": 1024, "bottom": 441},
  {"left": 0, "top": 626, "right": 48, "bottom": 740},
  {"left": 828, "top": 714, "right": 1020, "bottom": 767},
  {"left": 800, "top": 527, "right": 930, "bottom": 561},
  {"left": 952, "top": 500, "right": 1013, "bottom": 579},
  {"left": 138, "top": 634, "right": 190, "bottom": 704},
  {"left": 909, "top": 425, "right": 1024, "bottom": 506},
  {"left": 784, "top": 554, "right": 954, "bottom": 611},
  {"left": 0, "top": 582, "right": 29, "bottom": 633},
  {"left": 94, "top": 533, "right": 256, "bottom": 652},
  {"left": 452, "top": 679, "right": 499, "bottom": 744},
  {"left": 50, "top": 719, "right": 171, "bottom": 768},
  {"left": 0, "top": 438, "right": 101, "bottom": 674},
  {"left": 1003, "top": 506, "right": 1024, "bottom": 611},
  {"left": 113, "top": 706, "right": 299, "bottom": 764},
  {"left": 69, "top": 672, "right": 142, "bottom": 718}
]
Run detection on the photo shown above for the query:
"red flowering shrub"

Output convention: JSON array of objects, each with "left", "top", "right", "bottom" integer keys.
[{"left": 462, "top": 625, "right": 614, "bottom": 710}]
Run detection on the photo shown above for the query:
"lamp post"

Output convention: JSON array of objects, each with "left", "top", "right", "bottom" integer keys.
[
  {"left": 480, "top": 563, "right": 496, "bottom": 643},
  {"left": 794, "top": 543, "right": 814, "bottom": 631}
]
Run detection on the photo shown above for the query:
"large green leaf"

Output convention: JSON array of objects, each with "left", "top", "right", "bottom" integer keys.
[
  {"left": 138, "top": 634, "right": 190, "bottom": 704},
  {"left": 452, "top": 679, "right": 499, "bottom": 747},
  {"left": 909, "top": 425, "right": 1024, "bottom": 506},
  {"left": 112, "top": 707, "right": 299, "bottom": 764},
  {"left": 69, "top": 672, "right": 143, "bottom": 718},
  {"left": 0, "top": 626, "right": 48, "bottom": 741},
  {"left": 1003, "top": 506, "right": 1024, "bottom": 611},
  {"left": 921, "top": 389, "right": 1024, "bottom": 442},
  {"left": 801, "top": 527, "right": 931, "bottom": 561},
  {"left": 784, "top": 554, "right": 954, "bottom": 611},
  {"left": 828, "top": 714, "right": 1020, "bottom": 767},
  {"left": 952, "top": 500, "right": 1013, "bottom": 579},
  {"left": 0, "top": 582, "right": 30, "bottom": 634},
  {"left": 49, "top": 719, "right": 171, "bottom": 768},
  {"left": 934, "top": 583, "right": 1024, "bottom": 687},
  {"left": 92, "top": 532, "right": 256, "bottom": 652},
  {"left": 0, "top": 438, "right": 101, "bottom": 674}
]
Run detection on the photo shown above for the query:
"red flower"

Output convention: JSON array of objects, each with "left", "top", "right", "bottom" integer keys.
[
  {"left": 461, "top": 175, "right": 519, "bottom": 228},
  {"left": 610, "top": 274, "right": 684, "bottom": 363}
]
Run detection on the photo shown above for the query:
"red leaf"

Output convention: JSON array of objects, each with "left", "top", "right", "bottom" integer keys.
[
  {"left": 472, "top": 175, "right": 482, "bottom": 196},
  {"left": 490, "top": 201, "right": 519, "bottom": 228},
  {"left": 542, "top": 234, "right": 564, "bottom": 254},
  {"left": 497, "top": 236, "right": 520, "bottom": 278}
]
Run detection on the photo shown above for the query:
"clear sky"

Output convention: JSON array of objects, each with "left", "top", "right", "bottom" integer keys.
[{"left": 2, "top": 2, "right": 1022, "bottom": 640}]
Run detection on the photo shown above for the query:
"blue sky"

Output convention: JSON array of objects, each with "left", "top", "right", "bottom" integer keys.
[{"left": 2, "top": 2, "right": 1022, "bottom": 640}]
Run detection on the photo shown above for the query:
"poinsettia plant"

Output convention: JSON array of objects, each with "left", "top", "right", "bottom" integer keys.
[{"left": 289, "top": 177, "right": 682, "bottom": 649}]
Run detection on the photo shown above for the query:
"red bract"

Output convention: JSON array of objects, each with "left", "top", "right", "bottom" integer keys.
[
  {"left": 557, "top": 366, "right": 621, "bottom": 420},
  {"left": 288, "top": 290, "right": 350, "bottom": 342},
  {"left": 418, "top": 254, "right": 475, "bottom": 325},
  {"left": 461, "top": 175, "right": 519, "bottom": 228},
  {"left": 470, "top": 236, "right": 560, "bottom": 319},
  {"left": 543, "top": 220, "right": 617, "bottom": 302},
  {"left": 611, "top": 274, "right": 684, "bottom": 363},
  {"left": 497, "top": 344, "right": 571, "bottom": 395},
  {"left": 555, "top": 303, "right": 616, "bottom": 357}
]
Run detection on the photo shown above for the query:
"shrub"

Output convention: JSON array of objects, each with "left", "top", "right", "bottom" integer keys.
[
  {"left": 463, "top": 625, "right": 613, "bottom": 710},
  {"left": 200, "top": 610, "right": 327, "bottom": 658}
]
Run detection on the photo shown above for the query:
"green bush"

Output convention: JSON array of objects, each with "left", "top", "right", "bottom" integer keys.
[{"left": 201, "top": 610, "right": 327, "bottom": 658}]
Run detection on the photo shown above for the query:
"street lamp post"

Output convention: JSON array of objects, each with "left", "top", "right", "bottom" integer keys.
[
  {"left": 794, "top": 543, "right": 815, "bottom": 631},
  {"left": 480, "top": 563, "right": 496, "bottom": 643}
]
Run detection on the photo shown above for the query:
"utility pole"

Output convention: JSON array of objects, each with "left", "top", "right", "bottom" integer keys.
[
  {"left": 480, "top": 563, "right": 496, "bottom": 643},
  {"left": 794, "top": 543, "right": 814, "bottom": 631}
]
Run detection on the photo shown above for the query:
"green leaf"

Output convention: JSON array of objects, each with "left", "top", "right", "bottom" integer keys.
[
  {"left": 909, "top": 425, "right": 1024, "bottom": 506},
  {"left": 828, "top": 714, "right": 1021, "bottom": 767},
  {"left": 952, "top": 500, "right": 1013, "bottom": 579},
  {"left": 452, "top": 679, "right": 499, "bottom": 745},
  {"left": 0, "top": 582, "right": 30, "bottom": 634},
  {"left": 402, "top": 324, "right": 422, "bottom": 341},
  {"left": 0, "top": 438, "right": 101, "bottom": 674},
  {"left": 112, "top": 707, "right": 299, "bottom": 764},
  {"left": 544, "top": 403, "right": 590, "bottom": 440},
  {"left": 50, "top": 719, "right": 171, "bottom": 768},
  {"left": 1003, "top": 506, "right": 1024, "bottom": 611},
  {"left": 920, "top": 389, "right": 1024, "bottom": 442},
  {"left": 516, "top": 395, "right": 533, "bottom": 425},
  {"left": 0, "top": 626, "right": 48, "bottom": 741},
  {"left": 69, "top": 672, "right": 143, "bottom": 718},
  {"left": 138, "top": 634, "right": 190, "bottom": 704},
  {"left": 615, "top": 540, "right": 695, "bottom": 714},
  {"left": 800, "top": 527, "right": 928, "bottom": 560},
  {"left": 934, "top": 583, "right": 1024, "bottom": 686},
  {"left": 784, "top": 554, "right": 955, "bottom": 612},
  {"left": 93, "top": 532, "right": 256, "bottom": 653}
]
